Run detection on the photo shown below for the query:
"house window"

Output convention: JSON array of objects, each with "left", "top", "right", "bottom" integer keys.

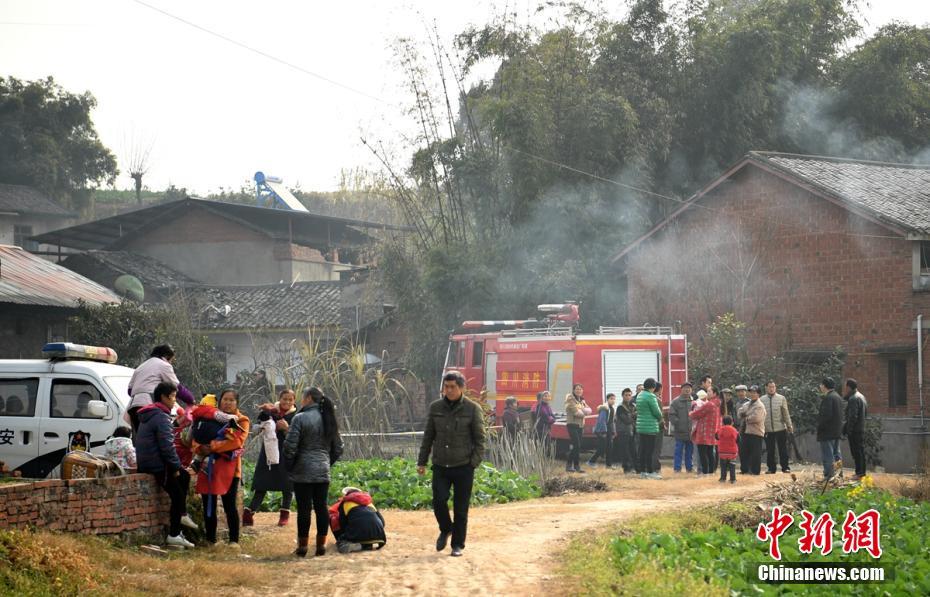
[
  {"left": 472, "top": 341, "right": 484, "bottom": 368},
  {"left": 914, "top": 241, "right": 930, "bottom": 291},
  {"left": 888, "top": 359, "right": 907, "bottom": 407},
  {"left": 13, "top": 225, "right": 38, "bottom": 251}
]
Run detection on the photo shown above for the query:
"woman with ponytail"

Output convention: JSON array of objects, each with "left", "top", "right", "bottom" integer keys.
[{"left": 283, "top": 387, "right": 344, "bottom": 557}]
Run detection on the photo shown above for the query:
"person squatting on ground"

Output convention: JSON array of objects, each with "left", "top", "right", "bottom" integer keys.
[
  {"left": 563, "top": 383, "right": 590, "bottom": 473},
  {"left": 133, "top": 381, "right": 194, "bottom": 549},
  {"left": 244, "top": 388, "right": 298, "bottom": 528},
  {"left": 737, "top": 386, "right": 767, "bottom": 475},
  {"left": 329, "top": 486, "right": 386, "bottom": 553},
  {"left": 417, "top": 371, "right": 488, "bottom": 557},
  {"left": 669, "top": 382, "right": 694, "bottom": 473},
  {"left": 843, "top": 378, "right": 868, "bottom": 479},
  {"left": 284, "top": 387, "right": 344, "bottom": 557},
  {"left": 761, "top": 381, "right": 793, "bottom": 474},
  {"left": 588, "top": 393, "right": 616, "bottom": 468},
  {"left": 716, "top": 416, "right": 740, "bottom": 484},
  {"left": 193, "top": 389, "right": 249, "bottom": 548},
  {"left": 635, "top": 378, "right": 663, "bottom": 479},
  {"left": 817, "top": 377, "right": 845, "bottom": 480},
  {"left": 105, "top": 426, "right": 136, "bottom": 472},
  {"left": 690, "top": 386, "right": 722, "bottom": 475}
]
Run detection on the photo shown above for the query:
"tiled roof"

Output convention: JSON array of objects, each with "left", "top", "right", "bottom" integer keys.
[
  {"left": 62, "top": 250, "right": 197, "bottom": 291},
  {"left": 752, "top": 152, "right": 930, "bottom": 234},
  {"left": 0, "top": 184, "right": 75, "bottom": 217},
  {"left": 0, "top": 245, "right": 120, "bottom": 307},
  {"left": 188, "top": 281, "right": 343, "bottom": 330}
]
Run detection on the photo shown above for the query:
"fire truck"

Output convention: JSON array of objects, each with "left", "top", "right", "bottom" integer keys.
[{"left": 441, "top": 304, "right": 688, "bottom": 453}]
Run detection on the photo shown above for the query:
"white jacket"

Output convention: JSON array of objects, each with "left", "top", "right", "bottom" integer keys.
[
  {"left": 259, "top": 419, "right": 279, "bottom": 466},
  {"left": 127, "top": 357, "right": 180, "bottom": 410}
]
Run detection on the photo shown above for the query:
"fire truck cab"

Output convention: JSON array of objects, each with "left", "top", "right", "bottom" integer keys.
[{"left": 442, "top": 309, "right": 687, "bottom": 454}]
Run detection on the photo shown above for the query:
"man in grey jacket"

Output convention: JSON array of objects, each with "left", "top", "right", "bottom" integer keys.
[
  {"left": 761, "top": 381, "right": 794, "bottom": 474},
  {"left": 417, "top": 371, "right": 488, "bottom": 557},
  {"left": 668, "top": 382, "right": 694, "bottom": 472}
]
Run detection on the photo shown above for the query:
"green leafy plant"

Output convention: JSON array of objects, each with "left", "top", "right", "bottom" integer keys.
[{"left": 241, "top": 457, "right": 540, "bottom": 511}]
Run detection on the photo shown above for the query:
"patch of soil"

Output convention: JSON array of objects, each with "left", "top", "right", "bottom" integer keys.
[{"left": 543, "top": 474, "right": 609, "bottom": 496}]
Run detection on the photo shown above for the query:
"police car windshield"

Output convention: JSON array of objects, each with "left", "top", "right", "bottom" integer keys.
[{"left": 104, "top": 376, "right": 131, "bottom": 406}]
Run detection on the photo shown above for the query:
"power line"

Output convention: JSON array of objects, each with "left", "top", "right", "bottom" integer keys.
[{"left": 130, "top": 0, "right": 390, "bottom": 105}]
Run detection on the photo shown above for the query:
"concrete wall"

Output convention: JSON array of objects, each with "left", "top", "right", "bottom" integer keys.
[
  {"left": 623, "top": 165, "right": 930, "bottom": 417},
  {"left": 207, "top": 330, "right": 335, "bottom": 383},
  {"left": 0, "top": 214, "right": 76, "bottom": 258}
]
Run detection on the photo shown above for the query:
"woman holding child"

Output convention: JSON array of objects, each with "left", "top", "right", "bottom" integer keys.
[
  {"left": 193, "top": 388, "right": 250, "bottom": 548},
  {"left": 243, "top": 388, "right": 298, "bottom": 527}
]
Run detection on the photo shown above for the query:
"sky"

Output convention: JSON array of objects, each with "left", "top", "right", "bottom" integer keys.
[{"left": 1, "top": 0, "right": 929, "bottom": 195}]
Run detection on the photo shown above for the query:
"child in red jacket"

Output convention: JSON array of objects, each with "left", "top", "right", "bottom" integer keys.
[{"left": 716, "top": 416, "right": 740, "bottom": 484}]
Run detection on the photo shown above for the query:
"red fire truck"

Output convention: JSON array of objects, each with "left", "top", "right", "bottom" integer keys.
[{"left": 441, "top": 305, "right": 688, "bottom": 453}]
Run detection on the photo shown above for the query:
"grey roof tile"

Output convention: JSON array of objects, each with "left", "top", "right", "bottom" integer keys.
[
  {"left": 0, "top": 184, "right": 75, "bottom": 217},
  {"left": 187, "top": 281, "right": 342, "bottom": 330}
]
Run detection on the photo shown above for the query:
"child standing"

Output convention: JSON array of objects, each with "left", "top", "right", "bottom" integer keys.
[{"left": 717, "top": 415, "right": 740, "bottom": 484}]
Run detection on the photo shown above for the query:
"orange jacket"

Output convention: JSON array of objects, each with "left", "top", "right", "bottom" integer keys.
[{"left": 194, "top": 410, "right": 249, "bottom": 495}]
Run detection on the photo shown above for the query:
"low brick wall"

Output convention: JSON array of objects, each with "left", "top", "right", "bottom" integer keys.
[{"left": 0, "top": 474, "right": 169, "bottom": 537}]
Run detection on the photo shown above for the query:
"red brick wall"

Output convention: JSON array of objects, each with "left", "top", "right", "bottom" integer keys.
[
  {"left": 0, "top": 474, "right": 168, "bottom": 536},
  {"left": 623, "top": 165, "right": 930, "bottom": 415}
]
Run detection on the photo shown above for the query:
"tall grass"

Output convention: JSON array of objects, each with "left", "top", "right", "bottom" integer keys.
[{"left": 487, "top": 427, "right": 553, "bottom": 486}]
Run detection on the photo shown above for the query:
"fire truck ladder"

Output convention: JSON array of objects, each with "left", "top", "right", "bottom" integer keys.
[
  {"left": 596, "top": 326, "right": 674, "bottom": 335},
  {"left": 500, "top": 327, "right": 573, "bottom": 337}
]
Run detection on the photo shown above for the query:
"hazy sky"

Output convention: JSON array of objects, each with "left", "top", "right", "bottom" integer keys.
[{"left": 1, "top": 0, "right": 928, "bottom": 195}]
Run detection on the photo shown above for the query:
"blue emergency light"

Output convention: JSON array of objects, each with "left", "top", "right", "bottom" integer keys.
[{"left": 42, "top": 343, "right": 118, "bottom": 364}]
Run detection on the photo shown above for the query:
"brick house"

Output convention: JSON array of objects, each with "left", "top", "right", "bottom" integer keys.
[
  {"left": 0, "top": 184, "right": 76, "bottom": 256},
  {"left": 613, "top": 152, "right": 930, "bottom": 423}
]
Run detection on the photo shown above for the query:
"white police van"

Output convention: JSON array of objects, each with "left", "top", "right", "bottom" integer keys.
[{"left": 0, "top": 343, "right": 134, "bottom": 478}]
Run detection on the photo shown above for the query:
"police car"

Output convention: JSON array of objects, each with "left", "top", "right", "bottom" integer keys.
[{"left": 0, "top": 343, "right": 134, "bottom": 478}]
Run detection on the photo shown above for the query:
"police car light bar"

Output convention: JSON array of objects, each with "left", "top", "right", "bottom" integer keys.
[{"left": 42, "top": 343, "right": 118, "bottom": 364}]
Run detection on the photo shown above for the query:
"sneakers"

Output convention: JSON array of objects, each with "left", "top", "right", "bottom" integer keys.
[
  {"left": 242, "top": 508, "right": 254, "bottom": 527},
  {"left": 337, "top": 540, "right": 363, "bottom": 554},
  {"left": 450, "top": 547, "right": 464, "bottom": 557},
  {"left": 574, "top": 467, "right": 586, "bottom": 474},
  {"left": 180, "top": 514, "right": 198, "bottom": 530},
  {"left": 167, "top": 533, "right": 195, "bottom": 549},
  {"left": 730, "top": 479, "right": 736, "bottom": 484},
  {"left": 648, "top": 473, "right": 663, "bottom": 480},
  {"left": 586, "top": 461, "right": 598, "bottom": 469},
  {"left": 436, "top": 531, "right": 451, "bottom": 552},
  {"left": 227, "top": 542, "right": 241, "bottom": 551},
  {"left": 765, "top": 471, "right": 777, "bottom": 475}
]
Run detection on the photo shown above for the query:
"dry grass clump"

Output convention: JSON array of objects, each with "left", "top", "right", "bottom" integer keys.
[{"left": 543, "top": 475, "right": 609, "bottom": 496}]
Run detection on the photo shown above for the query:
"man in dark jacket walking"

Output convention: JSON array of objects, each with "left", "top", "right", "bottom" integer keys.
[
  {"left": 843, "top": 378, "right": 868, "bottom": 479},
  {"left": 816, "top": 377, "right": 845, "bottom": 480},
  {"left": 417, "top": 371, "right": 488, "bottom": 557}
]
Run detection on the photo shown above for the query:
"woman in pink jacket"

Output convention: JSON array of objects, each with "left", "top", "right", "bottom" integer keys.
[
  {"left": 127, "top": 345, "right": 180, "bottom": 433},
  {"left": 689, "top": 386, "right": 722, "bottom": 475}
]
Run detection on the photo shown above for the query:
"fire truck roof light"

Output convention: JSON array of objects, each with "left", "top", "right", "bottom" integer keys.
[{"left": 42, "top": 343, "right": 118, "bottom": 364}]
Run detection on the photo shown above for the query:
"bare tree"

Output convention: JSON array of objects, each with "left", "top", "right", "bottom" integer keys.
[{"left": 122, "top": 129, "right": 155, "bottom": 204}]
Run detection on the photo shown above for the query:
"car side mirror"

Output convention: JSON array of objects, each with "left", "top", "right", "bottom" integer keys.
[{"left": 88, "top": 400, "right": 109, "bottom": 419}]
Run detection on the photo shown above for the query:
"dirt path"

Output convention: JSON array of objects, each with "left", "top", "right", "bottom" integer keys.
[{"left": 239, "top": 467, "right": 822, "bottom": 597}]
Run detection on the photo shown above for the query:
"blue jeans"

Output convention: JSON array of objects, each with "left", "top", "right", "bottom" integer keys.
[
  {"left": 674, "top": 439, "right": 694, "bottom": 472},
  {"left": 819, "top": 439, "right": 841, "bottom": 477}
]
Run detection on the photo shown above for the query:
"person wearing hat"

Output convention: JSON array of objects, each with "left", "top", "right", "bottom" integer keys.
[
  {"left": 737, "top": 385, "right": 766, "bottom": 474},
  {"left": 328, "top": 486, "right": 386, "bottom": 553},
  {"left": 669, "top": 382, "right": 695, "bottom": 473}
]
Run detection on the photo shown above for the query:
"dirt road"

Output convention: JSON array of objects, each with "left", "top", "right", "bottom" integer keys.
[{"left": 242, "top": 467, "right": 812, "bottom": 597}]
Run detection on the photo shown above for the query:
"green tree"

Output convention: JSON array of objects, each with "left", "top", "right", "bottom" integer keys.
[
  {"left": 68, "top": 299, "right": 224, "bottom": 395},
  {"left": 0, "top": 76, "right": 118, "bottom": 210}
]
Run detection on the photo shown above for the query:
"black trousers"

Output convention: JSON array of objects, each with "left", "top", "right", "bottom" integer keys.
[
  {"left": 293, "top": 482, "right": 330, "bottom": 538},
  {"left": 697, "top": 444, "right": 715, "bottom": 474},
  {"left": 615, "top": 432, "right": 635, "bottom": 471},
  {"left": 432, "top": 464, "right": 474, "bottom": 549},
  {"left": 202, "top": 477, "right": 240, "bottom": 543},
  {"left": 848, "top": 431, "right": 867, "bottom": 476},
  {"left": 153, "top": 468, "right": 189, "bottom": 537},
  {"left": 765, "top": 430, "right": 790, "bottom": 472},
  {"left": 637, "top": 433, "right": 656, "bottom": 474},
  {"left": 566, "top": 424, "right": 583, "bottom": 469},
  {"left": 248, "top": 489, "right": 294, "bottom": 511},
  {"left": 738, "top": 433, "right": 749, "bottom": 473},
  {"left": 719, "top": 459, "right": 736, "bottom": 481},
  {"left": 589, "top": 432, "right": 613, "bottom": 465},
  {"left": 653, "top": 433, "right": 663, "bottom": 471},
  {"left": 129, "top": 406, "right": 141, "bottom": 435},
  {"left": 743, "top": 435, "right": 763, "bottom": 475}
]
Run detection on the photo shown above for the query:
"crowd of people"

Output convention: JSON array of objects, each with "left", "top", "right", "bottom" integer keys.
[
  {"left": 111, "top": 344, "right": 386, "bottom": 555},
  {"left": 521, "top": 374, "right": 869, "bottom": 484}
]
